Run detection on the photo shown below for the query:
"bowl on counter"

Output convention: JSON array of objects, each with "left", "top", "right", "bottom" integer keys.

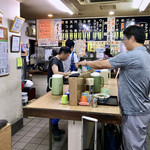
[{"left": 93, "top": 93, "right": 110, "bottom": 103}]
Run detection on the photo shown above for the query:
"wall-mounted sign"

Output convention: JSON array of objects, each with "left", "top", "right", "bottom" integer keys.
[
  {"left": 37, "top": 19, "right": 61, "bottom": 46},
  {"left": 10, "top": 16, "right": 25, "bottom": 33},
  {"left": 62, "top": 18, "right": 107, "bottom": 41},
  {"left": 115, "top": 16, "right": 150, "bottom": 40},
  {"left": 0, "top": 10, "right": 3, "bottom": 26}
]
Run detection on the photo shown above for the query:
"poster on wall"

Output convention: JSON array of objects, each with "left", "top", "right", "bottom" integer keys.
[
  {"left": 0, "top": 27, "right": 9, "bottom": 76},
  {"left": 37, "top": 19, "right": 61, "bottom": 46},
  {"left": 10, "top": 16, "right": 25, "bottom": 33},
  {"left": 0, "top": 10, "right": 3, "bottom": 26},
  {"left": 75, "top": 40, "right": 86, "bottom": 56}
]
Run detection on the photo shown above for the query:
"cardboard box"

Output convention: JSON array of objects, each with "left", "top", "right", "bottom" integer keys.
[
  {"left": 69, "top": 77, "right": 85, "bottom": 106},
  {"left": 0, "top": 123, "right": 11, "bottom": 150}
]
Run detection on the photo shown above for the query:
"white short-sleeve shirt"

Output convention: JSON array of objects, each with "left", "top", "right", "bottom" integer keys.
[{"left": 62, "top": 52, "right": 79, "bottom": 72}]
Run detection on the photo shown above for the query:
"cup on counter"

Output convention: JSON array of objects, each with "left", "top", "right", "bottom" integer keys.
[
  {"left": 101, "top": 88, "right": 109, "bottom": 95},
  {"left": 82, "top": 93, "right": 89, "bottom": 101},
  {"left": 65, "top": 92, "right": 69, "bottom": 101},
  {"left": 61, "top": 95, "right": 68, "bottom": 105},
  {"left": 92, "top": 98, "right": 98, "bottom": 108},
  {"left": 80, "top": 95, "right": 87, "bottom": 103}
]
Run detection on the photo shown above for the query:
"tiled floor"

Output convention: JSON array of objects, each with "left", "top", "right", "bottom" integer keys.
[
  {"left": 12, "top": 117, "right": 150, "bottom": 150},
  {"left": 12, "top": 118, "right": 68, "bottom": 150}
]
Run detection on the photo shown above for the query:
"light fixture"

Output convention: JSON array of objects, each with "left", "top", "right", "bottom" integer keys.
[
  {"left": 48, "top": 0, "right": 74, "bottom": 15},
  {"left": 133, "top": 0, "right": 150, "bottom": 12},
  {"left": 109, "top": 11, "right": 114, "bottom": 15},
  {"left": 133, "top": 0, "right": 142, "bottom": 8},
  {"left": 48, "top": 14, "right": 53, "bottom": 17},
  {"left": 139, "top": 0, "right": 150, "bottom": 12}
]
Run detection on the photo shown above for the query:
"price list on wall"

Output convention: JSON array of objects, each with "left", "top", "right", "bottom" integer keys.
[
  {"left": 62, "top": 18, "right": 107, "bottom": 41},
  {"left": 115, "top": 16, "right": 150, "bottom": 41}
]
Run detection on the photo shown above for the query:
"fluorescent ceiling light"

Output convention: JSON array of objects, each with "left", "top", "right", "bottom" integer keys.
[
  {"left": 48, "top": 0, "right": 74, "bottom": 15},
  {"left": 133, "top": 0, "right": 142, "bottom": 8},
  {"left": 109, "top": 11, "right": 114, "bottom": 15},
  {"left": 139, "top": 0, "right": 150, "bottom": 12}
]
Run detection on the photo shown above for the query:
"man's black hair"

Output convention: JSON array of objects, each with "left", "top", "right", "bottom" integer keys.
[
  {"left": 59, "top": 46, "right": 71, "bottom": 54},
  {"left": 123, "top": 25, "right": 145, "bottom": 44},
  {"left": 65, "top": 39, "right": 75, "bottom": 49}
]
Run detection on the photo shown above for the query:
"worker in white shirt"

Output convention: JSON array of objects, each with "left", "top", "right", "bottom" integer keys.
[{"left": 62, "top": 39, "right": 79, "bottom": 72}]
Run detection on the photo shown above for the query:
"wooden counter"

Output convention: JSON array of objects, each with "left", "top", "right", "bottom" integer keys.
[
  {"left": 23, "top": 79, "right": 122, "bottom": 124},
  {"left": 23, "top": 79, "right": 122, "bottom": 150}
]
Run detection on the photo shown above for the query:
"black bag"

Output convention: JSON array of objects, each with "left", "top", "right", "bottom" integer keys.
[
  {"left": 100, "top": 124, "right": 122, "bottom": 150},
  {"left": 0, "top": 120, "right": 8, "bottom": 129}
]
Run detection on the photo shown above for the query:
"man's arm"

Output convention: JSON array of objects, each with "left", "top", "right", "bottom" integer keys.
[
  {"left": 52, "top": 64, "right": 71, "bottom": 76},
  {"left": 79, "top": 60, "right": 113, "bottom": 69},
  {"left": 75, "top": 62, "right": 79, "bottom": 70}
]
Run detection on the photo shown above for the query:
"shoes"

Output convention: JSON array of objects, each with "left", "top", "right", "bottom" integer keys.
[{"left": 52, "top": 124, "right": 65, "bottom": 141}]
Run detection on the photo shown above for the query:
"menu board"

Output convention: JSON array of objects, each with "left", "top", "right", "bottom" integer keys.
[
  {"left": 115, "top": 16, "right": 150, "bottom": 40},
  {"left": 62, "top": 18, "right": 107, "bottom": 41},
  {"left": 0, "top": 27, "right": 9, "bottom": 76}
]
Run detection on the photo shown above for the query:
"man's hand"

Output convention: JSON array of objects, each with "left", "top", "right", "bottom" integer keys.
[
  {"left": 65, "top": 72, "right": 71, "bottom": 76},
  {"left": 78, "top": 60, "right": 87, "bottom": 66}
]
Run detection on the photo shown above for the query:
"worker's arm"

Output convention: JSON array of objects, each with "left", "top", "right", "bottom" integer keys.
[
  {"left": 79, "top": 59, "right": 113, "bottom": 69},
  {"left": 52, "top": 64, "right": 71, "bottom": 76},
  {"left": 75, "top": 62, "right": 79, "bottom": 70}
]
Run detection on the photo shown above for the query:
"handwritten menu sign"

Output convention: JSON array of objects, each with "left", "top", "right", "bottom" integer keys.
[
  {"left": 107, "top": 17, "right": 115, "bottom": 43},
  {"left": 38, "top": 20, "right": 52, "bottom": 39},
  {"left": 115, "top": 16, "right": 150, "bottom": 40},
  {"left": 37, "top": 19, "right": 61, "bottom": 46},
  {"left": 62, "top": 18, "right": 107, "bottom": 41}
]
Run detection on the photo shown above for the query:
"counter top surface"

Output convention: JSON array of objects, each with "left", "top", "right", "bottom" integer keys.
[{"left": 23, "top": 79, "right": 122, "bottom": 124}]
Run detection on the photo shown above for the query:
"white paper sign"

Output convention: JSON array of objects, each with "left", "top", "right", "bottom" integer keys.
[
  {"left": 0, "top": 29, "right": 3, "bottom": 38},
  {"left": 12, "top": 36, "right": 20, "bottom": 52}
]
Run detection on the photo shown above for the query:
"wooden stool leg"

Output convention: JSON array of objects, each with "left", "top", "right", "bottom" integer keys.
[{"left": 49, "top": 119, "right": 52, "bottom": 150}]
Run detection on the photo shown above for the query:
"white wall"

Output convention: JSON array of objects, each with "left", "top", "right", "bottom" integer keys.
[
  {"left": 0, "top": 0, "right": 22, "bottom": 124},
  {"left": 21, "top": 22, "right": 36, "bottom": 44}
]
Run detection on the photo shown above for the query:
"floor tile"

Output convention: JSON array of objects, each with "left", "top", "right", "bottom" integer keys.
[
  {"left": 26, "top": 122, "right": 37, "bottom": 127},
  {"left": 35, "top": 132, "right": 48, "bottom": 138},
  {"left": 38, "top": 119, "right": 49, "bottom": 124},
  {"left": 30, "top": 137, "right": 44, "bottom": 144},
  {"left": 25, "top": 131, "right": 38, "bottom": 137},
  {"left": 20, "top": 136, "right": 33, "bottom": 143},
  {"left": 36, "top": 144, "right": 49, "bottom": 150},
  {"left": 40, "top": 127, "right": 49, "bottom": 133},
  {"left": 30, "top": 127, "right": 42, "bottom": 133},
  {"left": 41, "top": 138, "right": 49, "bottom": 145},
  {"left": 21, "top": 125, "right": 33, "bottom": 131},
  {"left": 30, "top": 119, "right": 41, "bottom": 124},
  {"left": 15, "top": 130, "right": 28, "bottom": 136},
  {"left": 24, "top": 143, "right": 39, "bottom": 150},
  {"left": 12, "top": 135, "right": 24, "bottom": 142},
  {"left": 13, "top": 141, "right": 28, "bottom": 149},
  {"left": 12, "top": 141, "right": 17, "bottom": 146},
  {"left": 35, "top": 123, "right": 46, "bottom": 128}
]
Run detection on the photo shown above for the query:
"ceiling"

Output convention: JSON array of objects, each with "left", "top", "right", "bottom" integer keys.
[{"left": 19, "top": 0, "right": 150, "bottom": 20}]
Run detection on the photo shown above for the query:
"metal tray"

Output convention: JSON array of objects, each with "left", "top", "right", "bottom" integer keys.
[{"left": 97, "top": 96, "right": 119, "bottom": 106}]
